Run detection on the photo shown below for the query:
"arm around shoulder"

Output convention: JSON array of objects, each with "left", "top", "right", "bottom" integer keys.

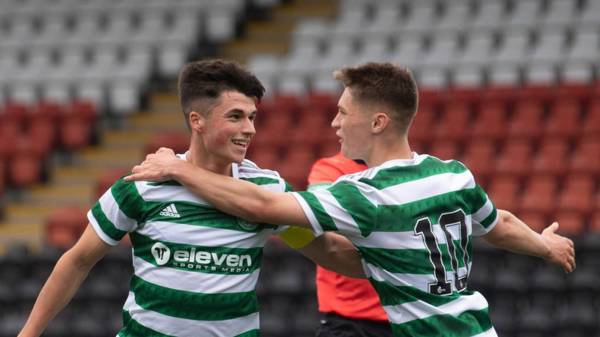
[{"left": 297, "top": 232, "right": 366, "bottom": 278}]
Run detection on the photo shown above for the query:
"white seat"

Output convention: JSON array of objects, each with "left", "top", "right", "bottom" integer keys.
[
  {"left": 421, "top": 33, "right": 460, "bottom": 68},
  {"left": 457, "top": 32, "right": 495, "bottom": 67},
  {"left": 435, "top": 1, "right": 471, "bottom": 33},
  {"left": 330, "top": 7, "right": 369, "bottom": 40},
  {"left": 541, "top": 0, "right": 578, "bottom": 27},
  {"left": 401, "top": 3, "right": 437, "bottom": 35},
  {"left": 316, "top": 38, "right": 356, "bottom": 73},
  {"left": 528, "top": 29, "right": 566, "bottom": 64},
  {"left": 489, "top": 65, "right": 521, "bottom": 86},
  {"left": 351, "top": 37, "right": 390, "bottom": 66},
  {"left": 493, "top": 30, "right": 531, "bottom": 66},
  {"left": 130, "top": 9, "right": 168, "bottom": 48},
  {"left": 566, "top": 27, "right": 599, "bottom": 63},
  {"left": 278, "top": 74, "right": 308, "bottom": 96},
  {"left": 108, "top": 80, "right": 141, "bottom": 115},
  {"left": 524, "top": 64, "right": 557, "bottom": 84},
  {"left": 96, "top": 11, "right": 135, "bottom": 47},
  {"left": 292, "top": 19, "right": 328, "bottom": 47},
  {"left": 364, "top": 3, "right": 401, "bottom": 37},
  {"left": 470, "top": 1, "right": 506, "bottom": 31},
  {"left": 560, "top": 62, "right": 593, "bottom": 83},
  {"left": 204, "top": 0, "right": 243, "bottom": 42},
  {"left": 388, "top": 36, "right": 424, "bottom": 70},
  {"left": 452, "top": 66, "right": 485, "bottom": 87},
  {"left": 505, "top": 0, "right": 543, "bottom": 30},
  {"left": 418, "top": 67, "right": 448, "bottom": 89},
  {"left": 247, "top": 54, "right": 281, "bottom": 93},
  {"left": 311, "top": 73, "right": 342, "bottom": 95},
  {"left": 577, "top": 0, "right": 600, "bottom": 26}
]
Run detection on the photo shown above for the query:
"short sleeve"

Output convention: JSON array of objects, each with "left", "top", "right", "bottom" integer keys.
[
  {"left": 470, "top": 185, "right": 498, "bottom": 236},
  {"left": 292, "top": 180, "right": 377, "bottom": 238},
  {"left": 87, "top": 178, "right": 143, "bottom": 245}
]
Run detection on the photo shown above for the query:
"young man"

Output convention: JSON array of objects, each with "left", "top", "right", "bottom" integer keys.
[
  {"left": 126, "top": 62, "right": 575, "bottom": 337},
  {"left": 307, "top": 153, "right": 392, "bottom": 337},
  {"left": 18, "top": 59, "right": 363, "bottom": 337}
]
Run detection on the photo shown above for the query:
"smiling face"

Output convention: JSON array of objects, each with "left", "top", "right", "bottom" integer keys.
[
  {"left": 331, "top": 87, "right": 373, "bottom": 161},
  {"left": 195, "top": 90, "right": 257, "bottom": 167}
]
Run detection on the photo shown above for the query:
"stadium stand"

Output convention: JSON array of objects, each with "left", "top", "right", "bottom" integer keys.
[{"left": 0, "top": 0, "right": 599, "bottom": 336}]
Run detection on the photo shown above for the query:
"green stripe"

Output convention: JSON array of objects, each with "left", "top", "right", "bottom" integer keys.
[
  {"left": 113, "top": 178, "right": 146, "bottom": 220},
  {"left": 360, "top": 157, "right": 468, "bottom": 189},
  {"left": 235, "top": 329, "right": 260, "bottom": 337},
  {"left": 240, "top": 176, "right": 281, "bottom": 186},
  {"left": 144, "top": 201, "right": 276, "bottom": 232},
  {"left": 91, "top": 202, "right": 128, "bottom": 241},
  {"left": 284, "top": 181, "right": 294, "bottom": 192},
  {"left": 370, "top": 278, "right": 472, "bottom": 306},
  {"left": 329, "top": 181, "right": 376, "bottom": 236},
  {"left": 377, "top": 187, "right": 487, "bottom": 232},
  {"left": 131, "top": 275, "right": 258, "bottom": 321},
  {"left": 391, "top": 308, "right": 492, "bottom": 337},
  {"left": 479, "top": 207, "right": 497, "bottom": 229},
  {"left": 120, "top": 310, "right": 174, "bottom": 337},
  {"left": 297, "top": 191, "right": 338, "bottom": 232},
  {"left": 131, "top": 232, "right": 262, "bottom": 275},
  {"left": 359, "top": 243, "right": 464, "bottom": 274}
]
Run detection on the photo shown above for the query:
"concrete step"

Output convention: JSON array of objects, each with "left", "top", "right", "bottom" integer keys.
[
  {"left": 79, "top": 148, "right": 143, "bottom": 168},
  {"left": 0, "top": 223, "right": 43, "bottom": 254},
  {"left": 28, "top": 185, "right": 94, "bottom": 205}
]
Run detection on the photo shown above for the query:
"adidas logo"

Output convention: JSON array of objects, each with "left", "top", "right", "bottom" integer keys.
[{"left": 159, "top": 204, "right": 181, "bottom": 218}]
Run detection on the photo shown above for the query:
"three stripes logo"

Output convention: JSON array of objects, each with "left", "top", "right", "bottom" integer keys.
[{"left": 160, "top": 203, "right": 181, "bottom": 218}]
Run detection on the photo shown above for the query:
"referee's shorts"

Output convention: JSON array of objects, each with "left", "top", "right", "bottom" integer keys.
[{"left": 316, "top": 312, "right": 393, "bottom": 337}]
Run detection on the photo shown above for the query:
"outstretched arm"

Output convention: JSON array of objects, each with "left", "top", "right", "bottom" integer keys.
[
  {"left": 125, "top": 148, "right": 312, "bottom": 228},
  {"left": 18, "top": 226, "right": 112, "bottom": 337},
  {"left": 483, "top": 210, "right": 575, "bottom": 273}
]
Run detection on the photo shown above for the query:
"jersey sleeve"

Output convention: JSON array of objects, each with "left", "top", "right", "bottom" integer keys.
[
  {"left": 292, "top": 179, "right": 377, "bottom": 238},
  {"left": 470, "top": 184, "right": 498, "bottom": 236},
  {"left": 87, "top": 178, "right": 144, "bottom": 245}
]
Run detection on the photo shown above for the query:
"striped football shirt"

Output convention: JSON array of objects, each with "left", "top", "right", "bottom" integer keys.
[
  {"left": 293, "top": 153, "right": 499, "bottom": 337},
  {"left": 88, "top": 156, "right": 290, "bottom": 337}
]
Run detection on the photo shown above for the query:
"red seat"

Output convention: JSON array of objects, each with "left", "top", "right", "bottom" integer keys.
[
  {"left": 495, "top": 139, "right": 533, "bottom": 177},
  {"left": 482, "top": 85, "right": 517, "bottom": 106},
  {"left": 289, "top": 113, "right": 332, "bottom": 147},
  {"left": 556, "top": 83, "right": 593, "bottom": 102},
  {"left": 554, "top": 211, "right": 585, "bottom": 236},
  {"left": 434, "top": 103, "right": 471, "bottom": 141},
  {"left": 252, "top": 114, "right": 293, "bottom": 148},
  {"left": 67, "top": 99, "right": 98, "bottom": 124},
  {"left": 470, "top": 101, "right": 508, "bottom": 141},
  {"left": 461, "top": 140, "right": 496, "bottom": 183},
  {"left": 519, "top": 176, "right": 558, "bottom": 215},
  {"left": 8, "top": 153, "right": 42, "bottom": 188},
  {"left": 45, "top": 206, "right": 88, "bottom": 249},
  {"left": 569, "top": 137, "right": 600, "bottom": 174},
  {"left": 429, "top": 140, "right": 460, "bottom": 160},
  {"left": 488, "top": 176, "right": 521, "bottom": 211},
  {"left": 543, "top": 98, "right": 581, "bottom": 139},
  {"left": 507, "top": 99, "right": 544, "bottom": 140},
  {"left": 409, "top": 104, "right": 435, "bottom": 145},
  {"left": 0, "top": 161, "right": 5, "bottom": 196},
  {"left": 516, "top": 211, "right": 547, "bottom": 233},
  {"left": 144, "top": 131, "right": 189, "bottom": 155},
  {"left": 30, "top": 101, "right": 64, "bottom": 126},
  {"left": 27, "top": 118, "right": 56, "bottom": 159},
  {"left": 3, "top": 101, "right": 30, "bottom": 124},
  {"left": 0, "top": 119, "right": 23, "bottom": 160},
  {"left": 419, "top": 88, "right": 444, "bottom": 107},
  {"left": 306, "top": 93, "right": 337, "bottom": 119},
  {"left": 582, "top": 100, "right": 600, "bottom": 138},
  {"left": 276, "top": 146, "right": 316, "bottom": 190},
  {"left": 531, "top": 139, "right": 569, "bottom": 177},
  {"left": 590, "top": 211, "right": 600, "bottom": 233},
  {"left": 517, "top": 84, "right": 556, "bottom": 103},
  {"left": 95, "top": 167, "right": 130, "bottom": 199},
  {"left": 444, "top": 87, "right": 481, "bottom": 106},
  {"left": 248, "top": 148, "right": 280, "bottom": 169},
  {"left": 60, "top": 116, "right": 93, "bottom": 151},
  {"left": 557, "top": 175, "right": 595, "bottom": 215}
]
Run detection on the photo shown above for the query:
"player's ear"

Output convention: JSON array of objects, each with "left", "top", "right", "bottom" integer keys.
[
  {"left": 371, "top": 112, "right": 390, "bottom": 134},
  {"left": 189, "top": 111, "right": 205, "bottom": 132}
]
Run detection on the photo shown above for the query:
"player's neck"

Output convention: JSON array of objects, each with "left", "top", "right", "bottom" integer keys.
[
  {"left": 365, "top": 137, "right": 412, "bottom": 167},
  {"left": 186, "top": 145, "right": 233, "bottom": 177}
]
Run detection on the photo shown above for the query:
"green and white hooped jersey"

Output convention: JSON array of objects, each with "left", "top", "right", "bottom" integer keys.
[
  {"left": 293, "top": 153, "right": 499, "bottom": 337},
  {"left": 88, "top": 156, "right": 290, "bottom": 337}
]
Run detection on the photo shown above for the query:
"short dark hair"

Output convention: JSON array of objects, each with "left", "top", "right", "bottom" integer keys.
[
  {"left": 333, "top": 62, "right": 418, "bottom": 134},
  {"left": 178, "top": 59, "right": 265, "bottom": 127}
]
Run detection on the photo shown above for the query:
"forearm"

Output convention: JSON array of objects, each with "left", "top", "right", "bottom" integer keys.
[
  {"left": 18, "top": 251, "right": 94, "bottom": 337},
  {"left": 299, "top": 233, "right": 366, "bottom": 278},
  {"left": 483, "top": 210, "right": 551, "bottom": 259},
  {"left": 170, "top": 161, "right": 273, "bottom": 223}
]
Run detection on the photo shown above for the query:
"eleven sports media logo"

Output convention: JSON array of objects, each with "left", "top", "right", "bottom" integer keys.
[{"left": 150, "top": 242, "right": 254, "bottom": 273}]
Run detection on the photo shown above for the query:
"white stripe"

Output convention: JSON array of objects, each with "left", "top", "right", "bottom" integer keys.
[
  {"left": 384, "top": 291, "right": 489, "bottom": 325},
  {"left": 137, "top": 221, "right": 272, "bottom": 248},
  {"left": 344, "top": 153, "right": 428, "bottom": 181},
  {"left": 318, "top": 188, "right": 363, "bottom": 235},
  {"left": 99, "top": 188, "right": 138, "bottom": 232},
  {"left": 133, "top": 256, "right": 259, "bottom": 294},
  {"left": 472, "top": 328, "right": 498, "bottom": 337},
  {"left": 375, "top": 171, "right": 475, "bottom": 206},
  {"left": 472, "top": 198, "right": 494, "bottom": 223},
  {"left": 292, "top": 192, "right": 324, "bottom": 236},
  {"left": 124, "top": 292, "right": 260, "bottom": 337},
  {"left": 87, "top": 210, "right": 119, "bottom": 246},
  {"left": 366, "top": 262, "right": 471, "bottom": 294},
  {"left": 136, "top": 181, "right": 212, "bottom": 205}
]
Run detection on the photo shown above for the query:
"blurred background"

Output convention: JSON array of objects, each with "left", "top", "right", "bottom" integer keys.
[{"left": 0, "top": 0, "right": 599, "bottom": 336}]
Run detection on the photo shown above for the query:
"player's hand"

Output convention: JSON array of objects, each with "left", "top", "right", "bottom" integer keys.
[
  {"left": 541, "top": 222, "right": 576, "bottom": 273},
  {"left": 125, "top": 147, "right": 178, "bottom": 182}
]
